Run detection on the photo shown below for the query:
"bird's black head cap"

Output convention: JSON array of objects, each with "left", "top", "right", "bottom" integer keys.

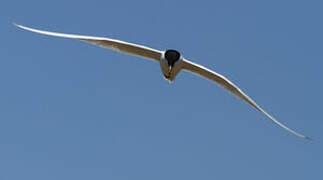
[{"left": 165, "top": 49, "right": 181, "bottom": 67}]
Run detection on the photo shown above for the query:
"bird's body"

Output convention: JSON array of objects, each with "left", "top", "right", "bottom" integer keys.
[
  {"left": 160, "top": 49, "right": 183, "bottom": 82},
  {"left": 14, "top": 24, "right": 311, "bottom": 140}
]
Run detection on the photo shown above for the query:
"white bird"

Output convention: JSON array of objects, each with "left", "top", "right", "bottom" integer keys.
[{"left": 14, "top": 24, "right": 311, "bottom": 140}]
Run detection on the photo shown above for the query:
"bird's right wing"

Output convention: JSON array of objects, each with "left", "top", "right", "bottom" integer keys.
[
  {"left": 182, "top": 59, "right": 311, "bottom": 140},
  {"left": 14, "top": 24, "right": 163, "bottom": 61}
]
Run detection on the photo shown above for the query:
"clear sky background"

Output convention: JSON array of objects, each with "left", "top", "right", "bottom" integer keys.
[{"left": 1, "top": 0, "right": 322, "bottom": 179}]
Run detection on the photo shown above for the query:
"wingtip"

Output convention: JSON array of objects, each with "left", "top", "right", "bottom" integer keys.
[
  {"left": 304, "top": 136, "right": 313, "bottom": 141},
  {"left": 13, "top": 23, "right": 23, "bottom": 29}
]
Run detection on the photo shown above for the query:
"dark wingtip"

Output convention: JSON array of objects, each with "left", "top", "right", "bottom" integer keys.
[{"left": 305, "top": 136, "right": 313, "bottom": 141}]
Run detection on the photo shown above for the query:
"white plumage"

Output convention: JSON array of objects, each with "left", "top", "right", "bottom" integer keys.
[{"left": 15, "top": 24, "right": 311, "bottom": 140}]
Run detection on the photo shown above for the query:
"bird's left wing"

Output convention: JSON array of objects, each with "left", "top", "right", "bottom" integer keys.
[
  {"left": 182, "top": 59, "right": 311, "bottom": 140},
  {"left": 14, "top": 24, "right": 163, "bottom": 61}
]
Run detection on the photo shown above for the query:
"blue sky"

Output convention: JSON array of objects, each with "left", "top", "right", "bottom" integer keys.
[{"left": 1, "top": 0, "right": 322, "bottom": 179}]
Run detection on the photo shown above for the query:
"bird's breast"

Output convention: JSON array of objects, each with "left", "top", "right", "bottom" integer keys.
[{"left": 159, "top": 56, "right": 183, "bottom": 82}]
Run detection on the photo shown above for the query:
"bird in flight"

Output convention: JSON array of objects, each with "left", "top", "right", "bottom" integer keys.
[{"left": 14, "top": 24, "right": 311, "bottom": 140}]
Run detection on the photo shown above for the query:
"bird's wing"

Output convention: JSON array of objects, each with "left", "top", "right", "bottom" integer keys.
[
  {"left": 14, "top": 24, "right": 163, "bottom": 61},
  {"left": 182, "top": 59, "right": 311, "bottom": 140}
]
